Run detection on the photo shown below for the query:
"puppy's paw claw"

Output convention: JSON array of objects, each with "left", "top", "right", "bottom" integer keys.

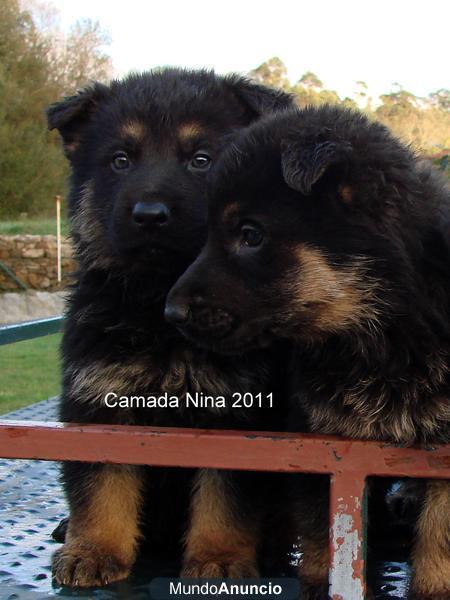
[
  {"left": 52, "top": 541, "right": 130, "bottom": 587},
  {"left": 181, "top": 557, "right": 258, "bottom": 579}
]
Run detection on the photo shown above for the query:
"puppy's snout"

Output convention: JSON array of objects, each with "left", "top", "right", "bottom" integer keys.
[
  {"left": 132, "top": 202, "right": 170, "bottom": 227},
  {"left": 164, "top": 294, "right": 205, "bottom": 326},
  {"left": 164, "top": 303, "right": 190, "bottom": 325},
  {"left": 165, "top": 290, "right": 235, "bottom": 339},
  {"left": 195, "top": 306, "right": 235, "bottom": 333}
]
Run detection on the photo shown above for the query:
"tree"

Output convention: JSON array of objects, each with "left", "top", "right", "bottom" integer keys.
[
  {"left": 428, "top": 89, "right": 450, "bottom": 112},
  {"left": 354, "top": 81, "right": 373, "bottom": 111},
  {"left": 47, "top": 18, "right": 112, "bottom": 92},
  {"left": 292, "top": 71, "right": 340, "bottom": 108},
  {"left": 249, "top": 57, "right": 290, "bottom": 91},
  {"left": 373, "top": 87, "right": 450, "bottom": 153},
  {"left": 246, "top": 59, "right": 449, "bottom": 157},
  {"left": 0, "top": 0, "right": 112, "bottom": 218},
  {"left": 297, "top": 71, "right": 323, "bottom": 89}
]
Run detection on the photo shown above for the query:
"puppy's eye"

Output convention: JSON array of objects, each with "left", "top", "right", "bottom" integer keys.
[
  {"left": 189, "top": 152, "right": 211, "bottom": 171},
  {"left": 111, "top": 152, "right": 130, "bottom": 171},
  {"left": 241, "top": 224, "right": 264, "bottom": 247}
]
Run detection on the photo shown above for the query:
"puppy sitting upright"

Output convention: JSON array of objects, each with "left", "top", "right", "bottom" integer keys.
[
  {"left": 47, "top": 69, "right": 292, "bottom": 587},
  {"left": 166, "top": 105, "right": 450, "bottom": 598}
]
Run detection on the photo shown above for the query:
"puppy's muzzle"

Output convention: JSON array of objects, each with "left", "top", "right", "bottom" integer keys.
[
  {"left": 132, "top": 201, "right": 170, "bottom": 228},
  {"left": 165, "top": 298, "right": 235, "bottom": 339},
  {"left": 164, "top": 303, "right": 190, "bottom": 325}
]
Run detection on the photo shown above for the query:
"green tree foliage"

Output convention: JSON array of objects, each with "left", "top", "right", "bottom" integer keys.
[
  {"left": 249, "top": 56, "right": 290, "bottom": 91},
  {"left": 429, "top": 89, "right": 450, "bottom": 112},
  {"left": 0, "top": 0, "right": 112, "bottom": 218},
  {"left": 375, "top": 87, "right": 450, "bottom": 152},
  {"left": 251, "top": 58, "right": 450, "bottom": 158},
  {"left": 292, "top": 71, "right": 342, "bottom": 108}
]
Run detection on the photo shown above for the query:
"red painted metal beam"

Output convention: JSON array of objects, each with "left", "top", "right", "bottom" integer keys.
[
  {"left": 0, "top": 421, "right": 448, "bottom": 478},
  {"left": 0, "top": 420, "right": 449, "bottom": 599}
]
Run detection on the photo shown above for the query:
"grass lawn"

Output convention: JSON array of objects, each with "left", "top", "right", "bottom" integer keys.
[
  {"left": 0, "top": 334, "right": 62, "bottom": 414},
  {"left": 0, "top": 218, "right": 69, "bottom": 236}
]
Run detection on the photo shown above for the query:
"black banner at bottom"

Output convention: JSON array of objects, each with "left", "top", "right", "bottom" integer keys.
[{"left": 149, "top": 578, "right": 300, "bottom": 600}]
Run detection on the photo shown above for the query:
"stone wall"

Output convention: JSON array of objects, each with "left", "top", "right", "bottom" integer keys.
[{"left": 0, "top": 235, "right": 76, "bottom": 291}]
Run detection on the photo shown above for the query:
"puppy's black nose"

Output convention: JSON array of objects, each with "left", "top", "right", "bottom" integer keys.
[
  {"left": 132, "top": 202, "right": 170, "bottom": 227},
  {"left": 164, "top": 303, "right": 190, "bottom": 325}
]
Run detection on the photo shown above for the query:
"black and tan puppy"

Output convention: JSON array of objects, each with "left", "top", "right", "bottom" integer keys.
[
  {"left": 166, "top": 105, "right": 450, "bottom": 598},
  {"left": 47, "top": 68, "right": 292, "bottom": 587}
]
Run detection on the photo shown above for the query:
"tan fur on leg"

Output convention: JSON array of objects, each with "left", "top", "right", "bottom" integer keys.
[
  {"left": 53, "top": 465, "right": 143, "bottom": 587},
  {"left": 412, "top": 479, "right": 450, "bottom": 598},
  {"left": 182, "top": 469, "right": 259, "bottom": 578},
  {"left": 298, "top": 537, "right": 329, "bottom": 585}
]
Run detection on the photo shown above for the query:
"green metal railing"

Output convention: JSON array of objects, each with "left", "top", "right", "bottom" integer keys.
[{"left": 0, "top": 316, "right": 64, "bottom": 346}]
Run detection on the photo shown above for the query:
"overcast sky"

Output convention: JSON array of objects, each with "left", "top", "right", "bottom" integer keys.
[{"left": 52, "top": 0, "right": 449, "bottom": 100}]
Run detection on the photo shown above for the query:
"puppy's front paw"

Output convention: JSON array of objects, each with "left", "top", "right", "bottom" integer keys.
[
  {"left": 52, "top": 540, "right": 131, "bottom": 587},
  {"left": 181, "top": 556, "right": 259, "bottom": 578}
]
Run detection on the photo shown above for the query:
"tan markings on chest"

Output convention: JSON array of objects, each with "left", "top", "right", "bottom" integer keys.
[
  {"left": 308, "top": 390, "right": 450, "bottom": 444},
  {"left": 68, "top": 347, "right": 263, "bottom": 404}
]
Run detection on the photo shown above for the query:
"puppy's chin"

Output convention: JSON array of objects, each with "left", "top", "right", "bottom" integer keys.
[{"left": 116, "top": 244, "right": 194, "bottom": 274}]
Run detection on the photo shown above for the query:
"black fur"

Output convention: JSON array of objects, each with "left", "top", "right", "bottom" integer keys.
[
  {"left": 48, "top": 68, "right": 292, "bottom": 587},
  {"left": 166, "top": 105, "right": 450, "bottom": 598}
]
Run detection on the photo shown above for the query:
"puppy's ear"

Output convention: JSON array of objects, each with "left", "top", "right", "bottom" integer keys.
[
  {"left": 281, "top": 138, "right": 352, "bottom": 195},
  {"left": 46, "top": 82, "right": 109, "bottom": 156},
  {"left": 226, "top": 75, "right": 293, "bottom": 119}
]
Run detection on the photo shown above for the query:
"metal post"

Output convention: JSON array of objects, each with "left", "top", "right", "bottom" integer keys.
[
  {"left": 329, "top": 472, "right": 367, "bottom": 600},
  {"left": 56, "top": 195, "right": 62, "bottom": 283}
]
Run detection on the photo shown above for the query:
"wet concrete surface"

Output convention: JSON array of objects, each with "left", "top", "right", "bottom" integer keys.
[{"left": 0, "top": 400, "right": 412, "bottom": 598}]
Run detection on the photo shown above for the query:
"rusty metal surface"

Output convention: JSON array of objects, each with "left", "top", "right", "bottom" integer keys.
[
  {"left": 0, "top": 406, "right": 442, "bottom": 598},
  {"left": 0, "top": 421, "right": 449, "bottom": 479},
  {"left": 0, "top": 458, "right": 412, "bottom": 599},
  {"left": 1, "top": 398, "right": 59, "bottom": 423},
  {"left": 329, "top": 474, "right": 367, "bottom": 600},
  {"left": 0, "top": 456, "right": 66, "bottom": 598},
  {"left": 0, "top": 400, "right": 65, "bottom": 598},
  {"left": 0, "top": 401, "right": 183, "bottom": 598}
]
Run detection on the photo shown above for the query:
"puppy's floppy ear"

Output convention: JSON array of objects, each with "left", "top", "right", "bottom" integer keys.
[
  {"left": 226, "top": 75, "right": 293, "bottom": 119},
  {"left": 46, "top": 82, "right": 109, "bottom": 156},
  {"left": 281, "top": 138, "right": 353, "bottom": 195}
]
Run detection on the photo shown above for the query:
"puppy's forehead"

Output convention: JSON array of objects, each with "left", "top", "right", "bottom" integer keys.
[
  {"left": 221, "top": 201, "right": 240, "bottom": 221},
  {"left": 120, "top": 120, "right": 146, "bottom": 142},
  {"left": 115, "top": 115, "right": 207, "bottom": 148},
  {"left": 178, "top": 123, "right": 203, "bottom": 142}
]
